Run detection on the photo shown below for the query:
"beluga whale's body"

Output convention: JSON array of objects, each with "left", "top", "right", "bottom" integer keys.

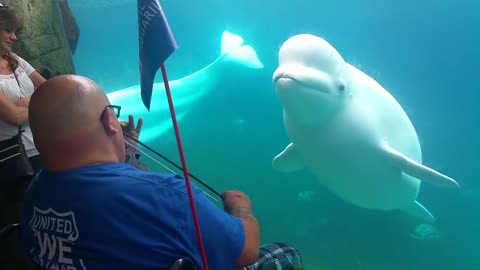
[
  {"left": 272, "top": 34, "right": 459, "bottom": 222},
  {"left": 107, "top": 30, "right": 264, "bottom": 144}
]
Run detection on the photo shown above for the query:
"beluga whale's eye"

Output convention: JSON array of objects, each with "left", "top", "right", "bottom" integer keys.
[{"left": 337, "top": 78, "right": 347, "bottom": 92}]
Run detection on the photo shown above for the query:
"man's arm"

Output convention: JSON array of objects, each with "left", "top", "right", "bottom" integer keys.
[{"left": 222, "top": 190, "right": 260, "bottom": 267}]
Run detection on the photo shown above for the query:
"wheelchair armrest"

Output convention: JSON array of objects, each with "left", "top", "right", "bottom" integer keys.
[
  {"left": 0, "top": 223, "right": 21, "bottom": 240},
  {"left": 169, "top": 257, "right": 198, "bottom": 270}
]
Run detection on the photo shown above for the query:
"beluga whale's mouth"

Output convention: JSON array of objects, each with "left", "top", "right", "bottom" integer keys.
[
  {"left": 273, "top": 70, "right": 293, "bottom": 84},
  {"left": 273, "top": 67, "right": 331, "bottom": 95}
]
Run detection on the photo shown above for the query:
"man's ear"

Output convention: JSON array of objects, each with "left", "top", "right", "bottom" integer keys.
[{"left": 101, "top": 108, "right": 119, "bottom": 135}]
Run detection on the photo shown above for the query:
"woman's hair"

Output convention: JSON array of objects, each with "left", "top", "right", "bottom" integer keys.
[{"left": 0, "top": 4, "right": 24, "bottom": 71}]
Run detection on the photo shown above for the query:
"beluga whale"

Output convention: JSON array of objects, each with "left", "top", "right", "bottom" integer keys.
[
  {"left": 271, "top": 34, "right": 459, "bottom": 222},
  {"left": 106, "top": 30, "right": 264, "bottom": 143}
]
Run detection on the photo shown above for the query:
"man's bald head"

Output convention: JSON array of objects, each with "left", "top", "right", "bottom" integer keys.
[
  {"left": 30, "top": 74, "right": 126, "bottom": 170},
  {"left": 30, "top": 74, "right": 108, "bottom": 139}
]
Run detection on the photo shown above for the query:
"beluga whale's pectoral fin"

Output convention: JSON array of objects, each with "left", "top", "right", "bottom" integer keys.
[
  {"left": 402, "top": 201, "right": 435, "bottom": 223},
  {"left": 272, "top": 143, "right": 305, "bottom": 172},
  {"left": 380, "top": 142, "right": 460, "bottom": 189}
]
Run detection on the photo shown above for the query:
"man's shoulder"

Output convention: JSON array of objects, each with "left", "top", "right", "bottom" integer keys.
[
  {"left": 32, "top": 162, "right": 196, "bottom": 199},
  {"left": 105, "top": 162, "right": 192, "bottom": 192},
  {"left": 35, "top": 162, "right": 183, "bottom": 185}
]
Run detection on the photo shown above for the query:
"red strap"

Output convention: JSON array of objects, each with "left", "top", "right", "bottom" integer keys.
[{"left": 160, "top": 64, "right": 209, "bottom": 270}]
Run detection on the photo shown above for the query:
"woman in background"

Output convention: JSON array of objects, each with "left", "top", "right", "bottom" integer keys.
[
  {"left": 0, "top": 4, "right": 47, "bottom": 270},
  {"left": 0, "top": 4, "right": 46, "bottom": 195}
]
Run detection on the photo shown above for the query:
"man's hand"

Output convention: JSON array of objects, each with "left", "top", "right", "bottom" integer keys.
[
  {"left": 221, "top": 190, "right": 253, "bottom": 218},
  {"left": 121, "top": 115, "right": 143, "bottom": 155}
]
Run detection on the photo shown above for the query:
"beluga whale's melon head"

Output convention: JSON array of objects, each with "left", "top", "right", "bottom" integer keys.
[{"left": 273, "top": 34, "right": 352, "bottom": 126}]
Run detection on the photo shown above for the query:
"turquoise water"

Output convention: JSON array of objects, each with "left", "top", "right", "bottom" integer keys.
[{"left": 70, "top": 1, "right": 478, "bottom": 269}]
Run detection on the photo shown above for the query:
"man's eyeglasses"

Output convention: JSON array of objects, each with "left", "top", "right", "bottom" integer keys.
[{"left": 100, "top": 105, "right": 121, "bottom": 121}]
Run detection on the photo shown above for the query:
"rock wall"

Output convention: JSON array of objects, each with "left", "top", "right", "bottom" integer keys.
[{"left": 4, "top": 0, "right": 79, "bottom": 78}]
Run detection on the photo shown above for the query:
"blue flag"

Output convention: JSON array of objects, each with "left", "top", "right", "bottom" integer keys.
[{"left": 138, "top": 0, "right": 178, "bottom": 110}]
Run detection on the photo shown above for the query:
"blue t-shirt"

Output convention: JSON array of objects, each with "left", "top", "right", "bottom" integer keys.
[{"left": 21, "top": 162, "right": 245, "bottom": 270}]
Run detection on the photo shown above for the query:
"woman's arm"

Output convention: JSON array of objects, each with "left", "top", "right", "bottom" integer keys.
[
  {"left": 14, "top": 95, "right": 30, "bottom": 108},
  {"left": 0, "top": 90, "right": 28, "bottom": 126},
  {"left": 13, "top": 70, "right": 47, "bottom": 109}
]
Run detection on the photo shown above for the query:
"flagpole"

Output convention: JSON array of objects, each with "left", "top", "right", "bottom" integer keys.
[
  {"left": 160, "top": 63, "right": 209, "bottom": 270},
  {"left": 137, "top": 0, "right": 209, "bottom": 267}
]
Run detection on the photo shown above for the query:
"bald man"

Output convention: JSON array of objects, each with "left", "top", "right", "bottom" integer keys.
[{"left": 19, "top": 75, "right": 261, "bottom": 270}]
